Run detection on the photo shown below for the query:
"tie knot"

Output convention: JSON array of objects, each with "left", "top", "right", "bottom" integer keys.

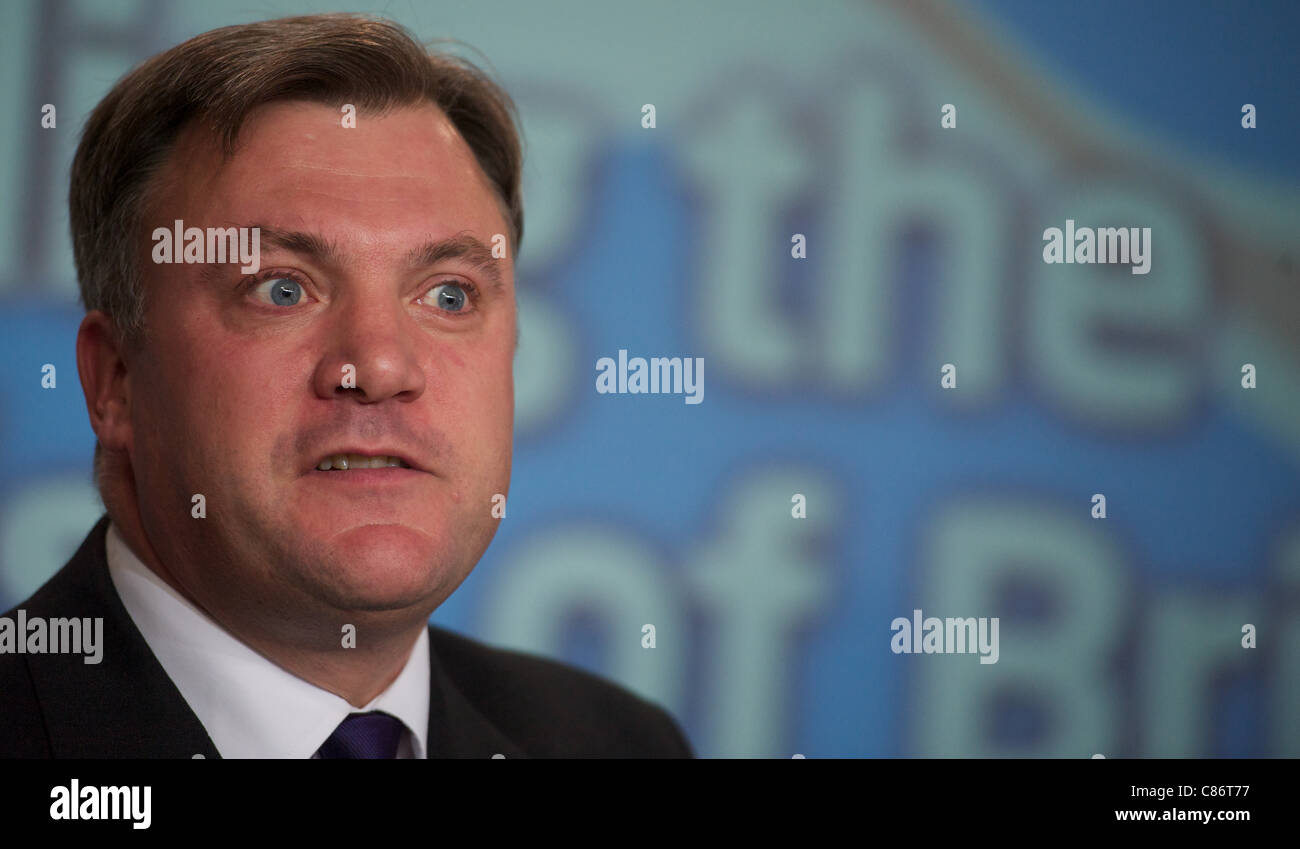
[{"left": 317, "top": 711, "right": 406, "bottom": 759}]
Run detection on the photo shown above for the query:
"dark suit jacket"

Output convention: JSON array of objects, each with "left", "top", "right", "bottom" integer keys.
[{"left": 0, "top": 515, "right": 693, "bottom": 758}]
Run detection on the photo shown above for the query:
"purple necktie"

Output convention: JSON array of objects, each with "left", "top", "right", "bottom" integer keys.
[{"left": 316, "top": 711, "right": 406, "bottom": 759}]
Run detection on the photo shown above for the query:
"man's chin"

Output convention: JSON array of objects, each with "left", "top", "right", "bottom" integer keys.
[{"left": 297, "top": 523, "right": 458, "bottom": 614}]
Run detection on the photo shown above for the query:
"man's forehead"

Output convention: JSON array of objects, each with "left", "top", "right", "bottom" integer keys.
[
  {"left": 169, "top": 101, "right": 480, "bottom": 191},
  {"left": 149, "top": 100, "right": 511, "bottom": 259}
]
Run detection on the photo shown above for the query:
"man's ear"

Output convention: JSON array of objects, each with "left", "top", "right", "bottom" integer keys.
[{"left": 76, "top": 311, "right": 133, "bottom": 456}]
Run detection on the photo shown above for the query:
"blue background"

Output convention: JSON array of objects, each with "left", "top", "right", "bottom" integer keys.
[{"left": 1, "top": 0, "right": 1297, "bottom": 757}]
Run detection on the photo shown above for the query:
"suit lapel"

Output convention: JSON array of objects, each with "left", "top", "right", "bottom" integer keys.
[
  {"left": 425, "top": 631, "right": 527, "bottom": 759},
  {"left": 27, "top": 515, "right": 518, "bottom": 759},
  {"left": 23, "top": 514, "right": 221, "bottom": 758}
]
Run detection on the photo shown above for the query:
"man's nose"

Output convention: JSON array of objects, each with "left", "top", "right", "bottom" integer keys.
[{"left": 312, "top": 294, "right": 427, "bottom": 403}]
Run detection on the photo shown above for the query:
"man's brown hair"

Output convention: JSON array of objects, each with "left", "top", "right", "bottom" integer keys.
[{"left": 70, "top": 13, "right": 525, "bottom": 491}]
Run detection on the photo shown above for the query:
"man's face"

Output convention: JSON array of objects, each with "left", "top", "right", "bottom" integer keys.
[{"left": 124, "top": 101, "right": 514, "bottom": 632}]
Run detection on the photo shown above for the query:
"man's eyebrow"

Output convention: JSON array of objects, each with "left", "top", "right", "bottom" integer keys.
[
  {"left": 254, "top": 226, "right": 342, "bottom": 265},
  {"left": 253, "top": 225, "right": 504, "bottom": 291},
  {"left": 406, "top": 232, "right": 504, "bottom": 292}
]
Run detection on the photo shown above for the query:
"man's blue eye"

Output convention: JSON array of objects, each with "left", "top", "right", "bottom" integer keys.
[
  {"left": 263, "top": 278, "right": 303, "bottom": 306},
  {"left": 430, "top": 282, "right": 468, "bottom": 312}
]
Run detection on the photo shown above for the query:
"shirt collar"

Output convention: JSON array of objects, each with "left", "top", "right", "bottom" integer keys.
[{"left": 104, "top": 520, "right": 430, "bottom": 759}]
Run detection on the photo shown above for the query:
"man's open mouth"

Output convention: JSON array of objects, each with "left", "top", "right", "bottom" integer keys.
[{"left": 315, "top": 454, "right": 413, "bottom": 471}]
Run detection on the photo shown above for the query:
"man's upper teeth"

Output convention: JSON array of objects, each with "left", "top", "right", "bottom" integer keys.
[{"left": 316, "top": 454, "right": 408, "bottom": 471}]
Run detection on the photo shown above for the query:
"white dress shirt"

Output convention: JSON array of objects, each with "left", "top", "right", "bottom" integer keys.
[{"left": 104, "top": 521, "right": 430, "bottom": 759}]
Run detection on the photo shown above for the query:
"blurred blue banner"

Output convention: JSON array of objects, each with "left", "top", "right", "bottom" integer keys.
[{"left": 1, "top": 0, "right": 1297, "bottom": 756}]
